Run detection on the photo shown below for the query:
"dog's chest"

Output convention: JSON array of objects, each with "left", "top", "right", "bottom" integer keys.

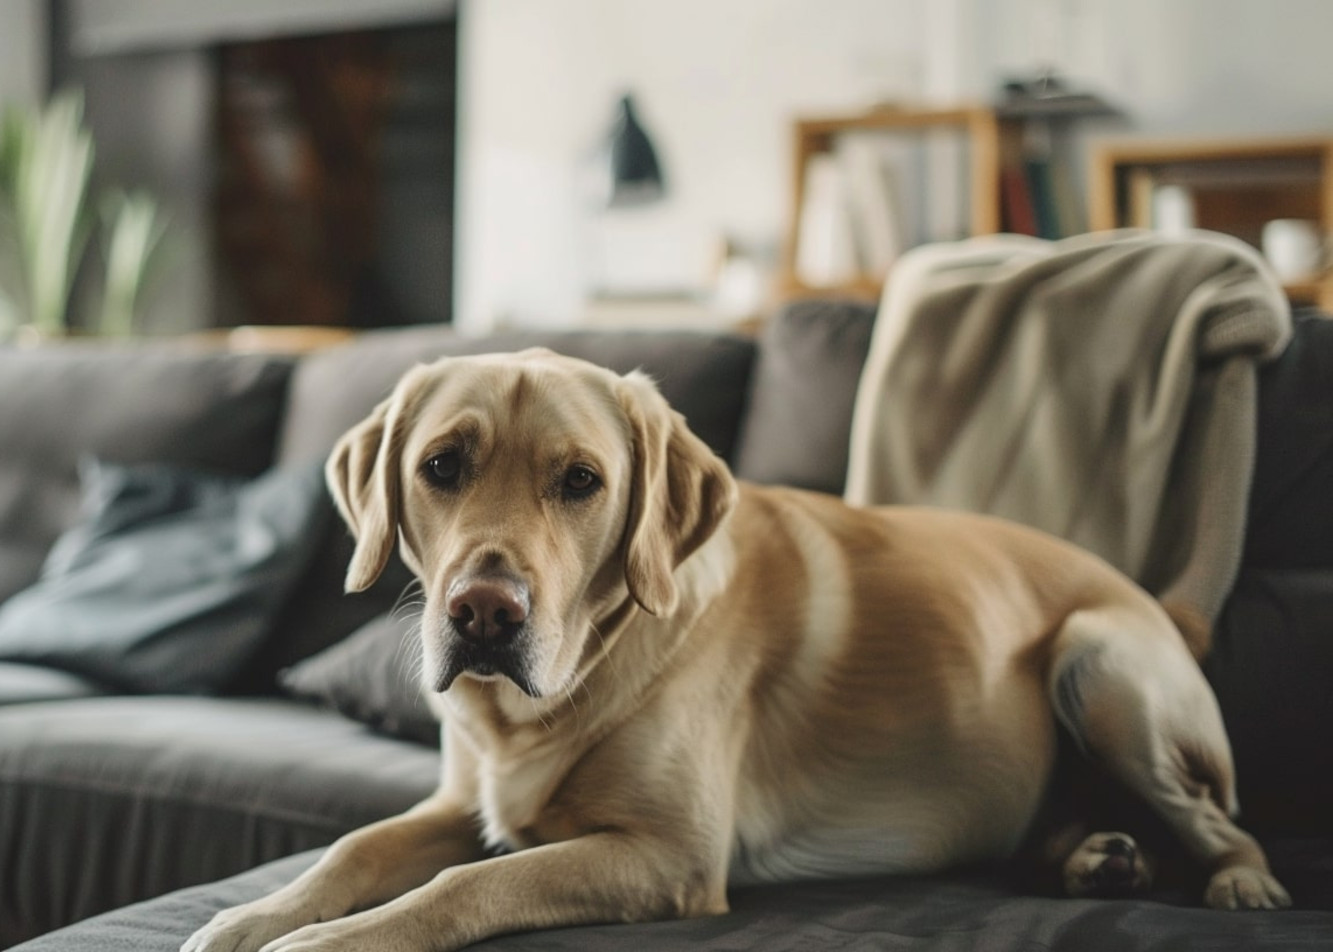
[{"left": 475, "top": 749, "right": 572, "bottom": 851}]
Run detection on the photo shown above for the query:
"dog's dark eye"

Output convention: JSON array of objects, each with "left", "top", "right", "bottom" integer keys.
[
  {"left": 562, "top": 465, "right": 601, "bottom": 500},
  {"left": 423, "top": 451, "right": 463, "bottom": 489}
]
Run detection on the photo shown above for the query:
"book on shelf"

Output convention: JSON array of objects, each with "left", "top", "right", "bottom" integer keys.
[
  {"left": 1025, "top": 155, "right": 1059, "bottom": 240},
  {"left": 792, "top": 127, "right": 988, "bottom": 290},
  {"left": 1049, "top": 141, "right": 1085, "bottom": 237},
  {"left": 1000, "top": 121, "right": 1083, "bottom": 241},
  {"left": 794, "top": 152, "right": 860, "bottom": 288},
  {"left": 796, "top": 138, "right": 918, "bottom": 289},
  {"left": 834, "top": 135, "right": 906, "bottom": 278},
  {"left": 922, "top": 129, "right": 968, "bottom": 244},
  {"left": 1001, "top": 164, "right": 1038, "bottom": 236}
]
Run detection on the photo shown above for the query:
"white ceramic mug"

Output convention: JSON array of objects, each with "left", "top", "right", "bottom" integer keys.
[{"left": 1261, "top": 219, "right": 1324, "bottom": 282}]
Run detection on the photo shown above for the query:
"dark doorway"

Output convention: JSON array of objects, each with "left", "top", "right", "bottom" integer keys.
[{"left": 213, "top": 22, "right": 456, "bottom": 329}]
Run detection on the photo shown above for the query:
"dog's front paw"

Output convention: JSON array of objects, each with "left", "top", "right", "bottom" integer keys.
[
  {"left": 1204, "top": 866, "right": 1292, "bottom": 911},
  {"left": 181, "top": 899, "right": 321, "bottom": 952}
]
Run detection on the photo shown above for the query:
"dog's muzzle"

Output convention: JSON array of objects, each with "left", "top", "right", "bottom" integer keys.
[{"left": 436, "top": 575, "right": 539, "bottom": 696}]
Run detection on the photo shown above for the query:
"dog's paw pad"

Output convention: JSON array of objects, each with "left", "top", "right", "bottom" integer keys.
[
  {"left": 1205, "top": 867, "right": 1292, "bottom": 911},
  {"left": 1063, "top": 832, "right": 1153, "bottom": 899}
]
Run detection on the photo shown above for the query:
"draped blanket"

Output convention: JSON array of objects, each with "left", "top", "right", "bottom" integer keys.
[{"left": 845, "top": 231, "right": 1291, "bottom": 627}]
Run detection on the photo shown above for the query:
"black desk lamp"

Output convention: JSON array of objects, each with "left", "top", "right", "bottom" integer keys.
[{"left": 603, "top": 93, "right": 664, "bottom": 208}]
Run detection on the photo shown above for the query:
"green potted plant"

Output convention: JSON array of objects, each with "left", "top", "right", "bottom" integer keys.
[{"left": 0, "top": 90, "right": 165, "bottom": 343}]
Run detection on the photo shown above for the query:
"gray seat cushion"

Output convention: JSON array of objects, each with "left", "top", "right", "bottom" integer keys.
[
  {"left": 13, "top": 840, "right": 1333, "bottom": 951},
  {"left": 0, "top": 696, "right": 438, "bottom": 945}
]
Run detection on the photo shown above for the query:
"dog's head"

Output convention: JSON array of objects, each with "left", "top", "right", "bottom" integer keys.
[{"left": 326, "top": 349, "right": 736, "bottom": 699}]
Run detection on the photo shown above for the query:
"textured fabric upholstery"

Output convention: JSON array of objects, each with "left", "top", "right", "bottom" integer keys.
[
  {"left": 0, "top": 696, "right": 438, "bottom": 945},
  {"left": 0, "top": 661, "right": 103, "bottom": 705},
  {"left": 14, "top": 839, "right": 1333, "bottom": 952}
]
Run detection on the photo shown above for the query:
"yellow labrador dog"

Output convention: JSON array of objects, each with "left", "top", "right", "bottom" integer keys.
[{"left": 185, "top": 349, "right": 1288, "bottom": 952}]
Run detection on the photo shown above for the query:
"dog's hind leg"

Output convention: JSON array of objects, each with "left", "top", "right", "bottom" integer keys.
[{"left": 1048, "top": 604, "right": 1291, "bottom": 910}]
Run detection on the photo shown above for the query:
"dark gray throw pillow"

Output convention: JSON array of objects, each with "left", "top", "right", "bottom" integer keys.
[
  {"left": 0, "top": 459, "right": 328, "bottom": 694},
  {"left": 732, "top": 298, "right": 877, "bottom": 495},
  {"left": 279, "top": 611, "right": 440, "bottom": 748}
]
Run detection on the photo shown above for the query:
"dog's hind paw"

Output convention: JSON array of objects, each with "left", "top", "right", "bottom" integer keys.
[
  {"left": 1062, "top": 832, "right": 1155, "bottom": 899},
  {"left": 1205, "top": 866, "right": 1292, "bottom": 911}
]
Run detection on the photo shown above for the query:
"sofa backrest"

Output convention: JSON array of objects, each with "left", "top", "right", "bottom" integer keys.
[
  {"left": 731, "top": 299, "right": 878, "bottom": 495},
  {"left": 0, "top": 343, "right": 295, "bottom": 607},
  {"left": 228, "top": 324, "right": 758, "bottom": 692}
]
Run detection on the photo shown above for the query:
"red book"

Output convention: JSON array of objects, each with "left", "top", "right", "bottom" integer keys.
[{"left": 1001, "top": 164, "right": 1039, "bottom": 236}]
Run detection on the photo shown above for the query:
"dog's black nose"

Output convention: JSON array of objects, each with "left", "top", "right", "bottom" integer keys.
[{"left": 447, "top": 576, "right": 529, "bottom": 644}]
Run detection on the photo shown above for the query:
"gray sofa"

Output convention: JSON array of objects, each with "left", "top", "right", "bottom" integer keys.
[{"left": 1, "top": 301, "right": 1331, "bottom": 950}]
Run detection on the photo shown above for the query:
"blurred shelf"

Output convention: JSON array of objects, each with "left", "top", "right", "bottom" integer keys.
[
  {"left": 780, "top": 100, "right": 1112, "bottom": 303},
  {"left": 777, "top": 275, "right": 884, "bottom": 301},
  {"left": 1090, "top": 135, "right": 1333, "bottom": 311},
  {"left": 1283, "top": 278, "right": 1333, "bottom": 311},
  {"left": 187, "top": 325, "right": 358, "bottom": 353}
]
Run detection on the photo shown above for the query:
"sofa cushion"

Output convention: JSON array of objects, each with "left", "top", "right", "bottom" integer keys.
[
  {"left": 1245, "top": 312, "right": 1333, "bottom": 569},
  {"left": 275, "top": 326, "right": 756, "bottom": 467},
  {"left": 0, "top": 460, "right": 328, "bottom": 693},
  {"left": 279, "top": 611, "right": 439, "bottom": 747},
  {"left": 12, "top": 838, "right": 1333, "bottom": 952},
  {"left": 0, "top": 662, "right": 103, "bottom": 705},
  {"left": 0, "top": 344, "right": 293, "bottom": 606},
  {"left": 228, "top": 326, "right": 757, "bottom": 693},
  {"left": 1205, "top": 567, "right": 1333, "bottom": 837},
  {"left": 0, "top": 696, "right": 438, "bottom": 945},
  {"left": 732, "top": 299, "right": 876, "bottom": 495}
]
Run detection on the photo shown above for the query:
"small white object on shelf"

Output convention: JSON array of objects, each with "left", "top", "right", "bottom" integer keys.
[{"left": 794, "top": 153, "right": 860, "bottom": 288}]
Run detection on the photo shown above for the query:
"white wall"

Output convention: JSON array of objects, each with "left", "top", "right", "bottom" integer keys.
[
  {"left": 455, "top": 0, "right": 936, "bottom": 332},
  {"left": 974, "top": 0, "right": 1333, "bottom": 136},
  {"left": 456, "top": 0, "right": 1333, "bottom": 334},
  {"left": 0, "top": 0, "right": 47, "bottom": 108}
]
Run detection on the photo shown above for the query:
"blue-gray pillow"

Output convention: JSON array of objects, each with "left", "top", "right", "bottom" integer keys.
[{"left": 0, "top": 459, "right": 328, "bottom": 694}]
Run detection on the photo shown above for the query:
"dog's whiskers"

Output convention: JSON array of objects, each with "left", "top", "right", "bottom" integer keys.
[
  {"left": 528, "top": 694, "right": 554, "bottom": 733},
  {"left": 388, "top": 582, "right": 431, "bottom": 697},
  {"left": 589, "top": 620, "right": 623, "bottom": 684},
  {"left": 561, "top": 679, "right": 582, "bottom": 730}
]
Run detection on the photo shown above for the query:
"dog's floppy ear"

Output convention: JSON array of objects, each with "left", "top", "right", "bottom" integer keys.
[
  {"left": 326, "top": 367, "right": 434, "bottom": 593},
  {"left": 617, "top": 371, "right": 738, "bottom": 617}
]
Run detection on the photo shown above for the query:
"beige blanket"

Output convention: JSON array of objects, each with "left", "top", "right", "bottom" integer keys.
[{"left": 845, "top": 230, "right": 1291, "bottom": 630}]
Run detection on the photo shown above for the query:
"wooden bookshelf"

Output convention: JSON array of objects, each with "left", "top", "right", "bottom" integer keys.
[
  {"left": 779, "top": 105, "right": 1018, "bottom": 300},
  {"left": 1089, "top": 136, "right": 1333, "bottom": 310}
]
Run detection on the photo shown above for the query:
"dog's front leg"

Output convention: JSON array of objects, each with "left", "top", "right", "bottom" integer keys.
[
  {"left": 183, "top": 797, "right": 485, "bottom": 952},
  {"left": 247, "top": 830, "right": 728, "bottom": 952}
]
